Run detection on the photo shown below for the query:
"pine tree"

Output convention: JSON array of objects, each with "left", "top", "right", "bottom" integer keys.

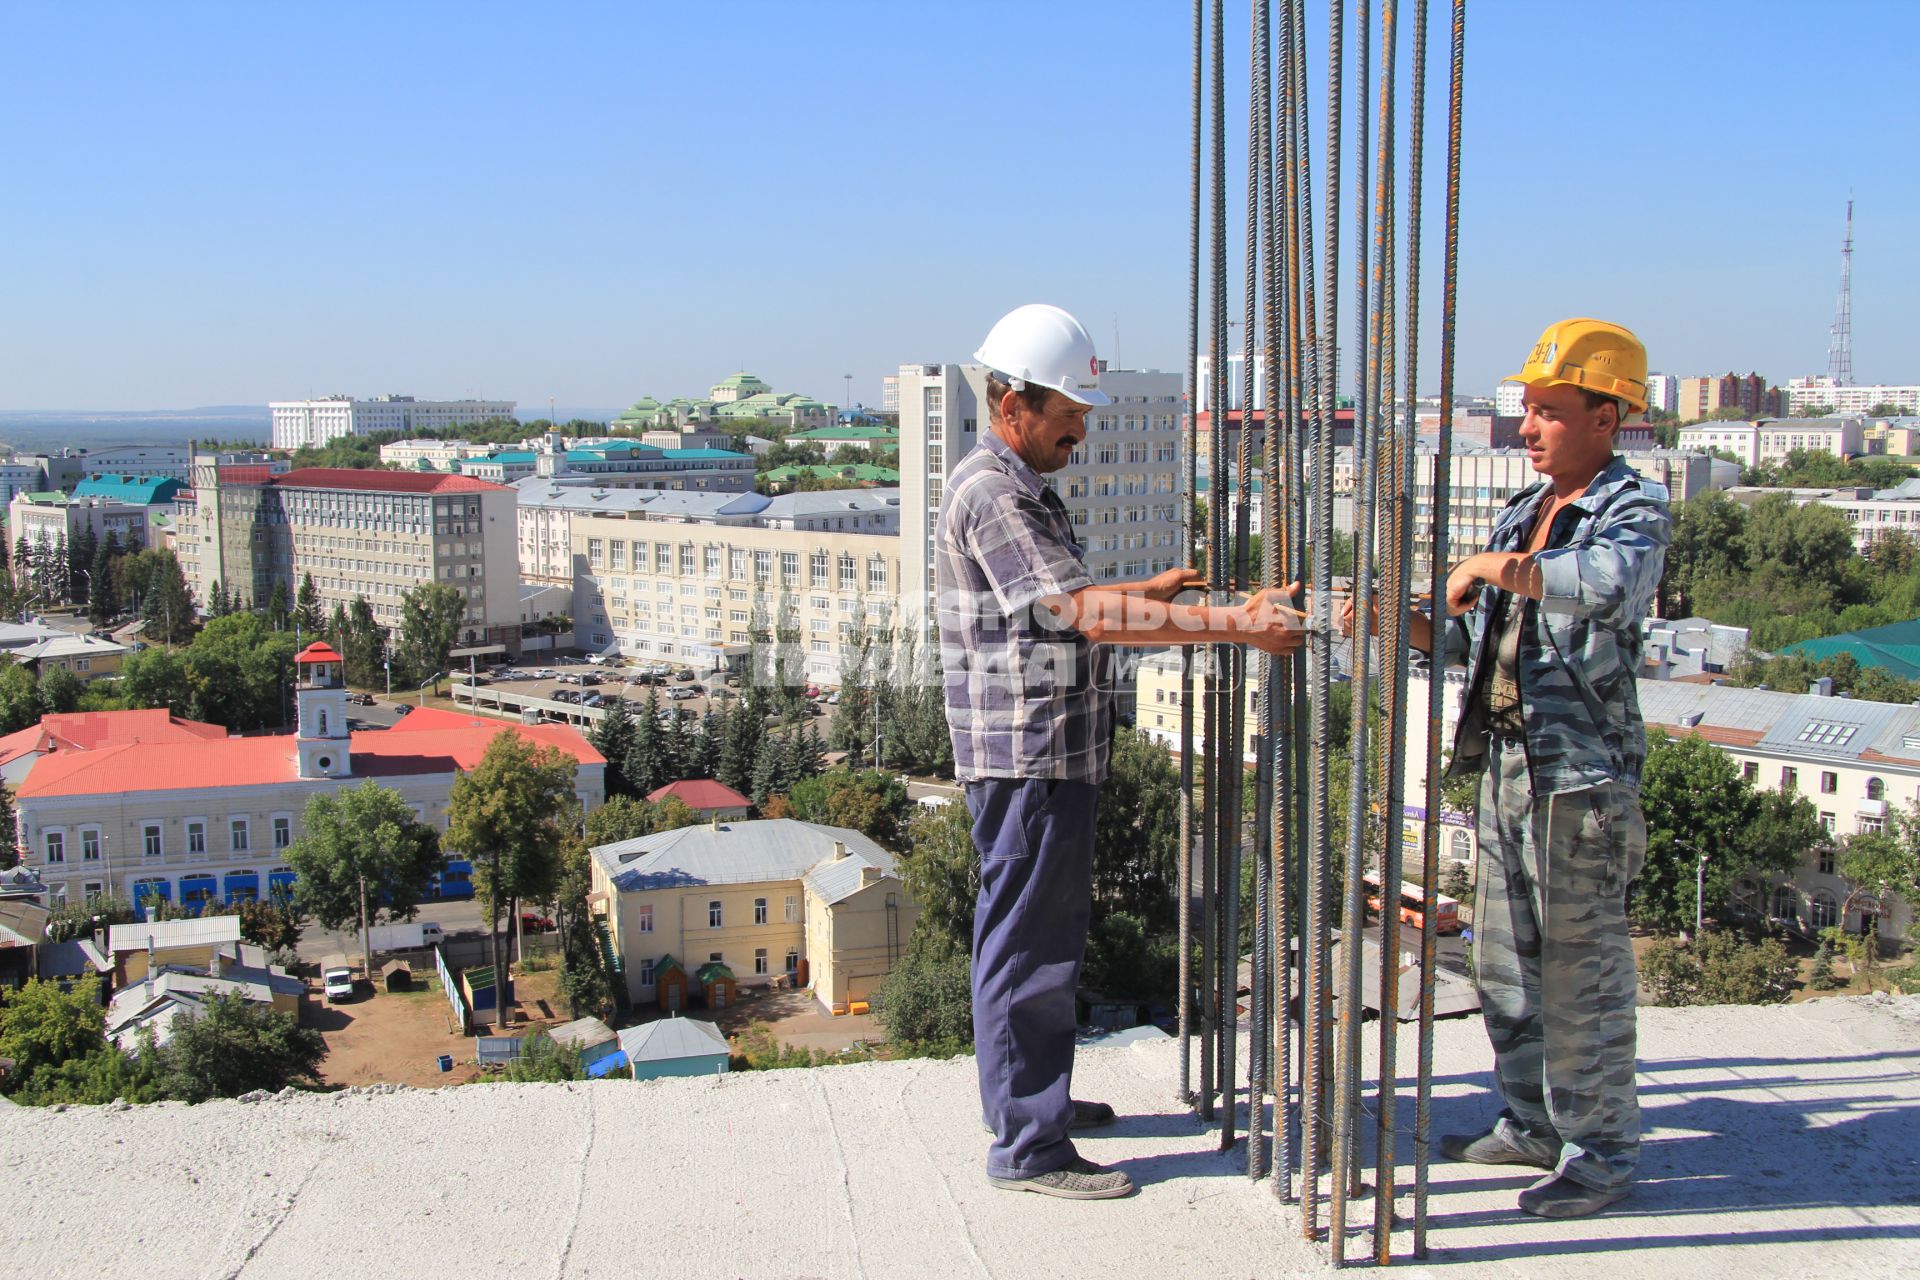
[
  {"left": 719, "top": 698, "right": 760, "bottom": 797},
  {"left": 87, "top": 534, "right": 118, "bottom": 625},
  {"left": 1809, "top": 937, "right": 1841, "bottom": 991},
  {"left": 50, "top": 535, "right": 70, "bottom": 602},
  {"left": 587, "top": 696, "right": 639, "bottom": 797},
  {"left": 293, "top": 572, "right": 323, "bottom": 639},
  {"left": 627, "top": 689, "right": 669, "bottom": 796},
  {"left": 266, "top": 581, "right": 290, "bottom": 632},
  {"left": 11, "top": 535, "right": 27, "bottom": 578},
  {"left": 829, "top": 609, "right": 873, "bottom": 766},
  {"left": 789, "top": 720, "right": 825, "bottom": 783},
  {"left": 750, "top": 731, "right": 783, "bottom": 804},
  {"left": 209, "top": 581, "right": 231, "bottom": 618},
  {"left": 70, "top": 525, "right": 97, "bottom": 604}
]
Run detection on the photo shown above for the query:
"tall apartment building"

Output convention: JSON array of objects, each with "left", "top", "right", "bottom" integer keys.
[
  {"left": 1677, "top": 372, "right": 1784, "bottom": 421},
  {"left": 175, "top": 464, "right": 520, "bottom": 644},
  {"left": 8, "top": 492, "right": 155, "bottom": 556},
  {"left": 1786, "top": 377, "right": 1920, "bottom": 417},
  {"left": 1644, "top": 373, "right": 1680, "bottom": 416},
  {"left": 568, "top": 490, "right": 902, "bottom": 678},
  {"left": 1194, "top": 351, "right": 1269, "bottom": 414},
  {"left": 270, "top": 396, "right": 515, "bottom": 451},
  {"left": 1493, "top": 382, "right": 1527, "bottom": 418},
  {"left": 895, "top": 364, "right": 1185, "bottom": 625}
]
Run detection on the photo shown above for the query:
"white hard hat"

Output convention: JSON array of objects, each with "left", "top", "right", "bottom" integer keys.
[{"left": 973, "top": 303, "right": 1112, "bottom": 407}]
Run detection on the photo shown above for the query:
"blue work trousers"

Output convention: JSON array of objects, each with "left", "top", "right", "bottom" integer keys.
[{"left": 968, "top": 776, "right": 1100, "bottom": 1179}]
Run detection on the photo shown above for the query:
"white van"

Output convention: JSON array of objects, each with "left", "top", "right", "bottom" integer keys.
[{"left": 322, "top": 956, "right": 356, "bottom": 1003}]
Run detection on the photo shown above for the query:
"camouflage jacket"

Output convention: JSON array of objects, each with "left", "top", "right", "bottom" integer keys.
[{"left": 1443, "top": 453, "right": 1672, "bottom": 796}]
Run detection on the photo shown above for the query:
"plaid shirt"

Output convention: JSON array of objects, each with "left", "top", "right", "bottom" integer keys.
[{"left": 935, "top": 431, "right": 1112, "bottom": 783}]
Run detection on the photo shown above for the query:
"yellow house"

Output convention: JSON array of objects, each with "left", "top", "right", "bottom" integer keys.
[{"left": 589, "top": 818, "right": 918, "bottom": 1013}]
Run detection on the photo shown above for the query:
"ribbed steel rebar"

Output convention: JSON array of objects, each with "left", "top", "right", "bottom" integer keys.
[
  {"left": 1369, "top": 0, "right": 1406, "bottom": 1259},
  {"left": 1178, "top": 0, "right": 1204, "bottom": 1108},
  {"left": 1414, "top": 0, "right": 1464, "bottom": 1258},
  {"left": 1202, "top": 0, "right": 1230, "bottom": 1127}
]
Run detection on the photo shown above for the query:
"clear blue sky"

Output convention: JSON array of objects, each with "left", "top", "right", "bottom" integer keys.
[{"left": 2, "top": 1, "right": 1915, "bottom": 412}]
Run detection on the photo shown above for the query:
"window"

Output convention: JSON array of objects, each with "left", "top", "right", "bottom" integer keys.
[
  {"left": 230, "top": 819, "right": 249, "bottom": 852},
  {"left": 1867, "top": 777, "right": 1886, "bottom": 801},
  {"left": 868, "top": 559, "right": 887, "bottom": 592},
  {"left": 1821, "top": 771, "right": 1838, "bottom": 794},
  {"left": 84, "top": 881, "right": 103, "bottom": 904},
  {"left": 1818, "top": 845, "right": 1836, "bottom": 875},
  {"left": 81, "top": 829, "right": 100, "bottom": 862},
  {"left": 709, "top": 900, "right": 723, "bottom": 928},
  {"left": 680, "top": 545, "right": 695, "bottom": 576},
  {"left": 811, "top": 551, "right": 829, "bottom": 586},
  {"left": 1741, "top": 760, "right": 1758, "bottom": 782},
  {"left": 1781, "top": 767, "right": 1797, "bottom": 792},
  {"left": 187, "top": 821, "right": 207, "bottom": 855},
  {"left": 1860, "top": 815, "right": 1885, "bottom": 835},
  {"left": 784, "top": 894, "right": 799, "bottom": 923},
  {"left": 708, "top": 952, "right": 723, "bottom": 964},
  {"left": 143, "top": 824, "right": 162, "bottom": 857},
  {"left": 274, "top": 816, "right": 292, "bottom": 849},
  {"left": 754, "top": 948, "right": 769, "bottom": 976},
  {"left": 1820, "top": 812, "right": 1836, "bottom": 835},
  {"left": 705, "top": 546, "right": 722, "bottom": 576},
  {"left": 1811, "top": 891, "right": 1839, "bottom": 931},
  {"left": 638, "top": 959, "right": 655, "bottom": 987},
  {"left": 610, "top": 540, "right": 626, "bottom": 569},
  {"left": 44, "top": 831, "right": 63, "bottom": 864},
  {"left": 588, "top": 537, "right": 604, "bottom": 567},
  {"left": 754, "top": 897, "right": 768, "bottom": 925},
  {"left": 731, "top": 548, "right": 747, "bottom": 579},
  {"left": 781, "top": 551, "right": 799, "bottom": 583},
  {"left": 839, "top": 554, "right": 856, "bottom": 589},
  {"left": 638, "top": 904, "right": 654, "bottom": 933}
]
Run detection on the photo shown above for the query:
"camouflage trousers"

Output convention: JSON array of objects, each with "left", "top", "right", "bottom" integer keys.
[{"left": 1473, "top": 733, "right": 1647, "bottom": 1191}]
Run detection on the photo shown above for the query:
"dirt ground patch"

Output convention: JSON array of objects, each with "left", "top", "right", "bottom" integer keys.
[
  {"left": 313, "top": 961, "right": 573, "bottom": 1089},
  {"left": 697, "top": 986, "right": 879, "bottom": 1055}
]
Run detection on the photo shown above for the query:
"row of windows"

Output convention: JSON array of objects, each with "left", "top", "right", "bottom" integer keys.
[
  {"left": 634, "top": 895, "right": 801, "bottom": 933},
  {"left": 584, "top": 542, "right": 893, "bottom": 592},
  {"left": 43, "top": 816, "right": 295, "bottom": 864}
]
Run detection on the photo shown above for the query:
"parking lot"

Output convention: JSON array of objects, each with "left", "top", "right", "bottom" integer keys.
[{"left": 447, "top": 656, "right": 840, "bottom": 730}]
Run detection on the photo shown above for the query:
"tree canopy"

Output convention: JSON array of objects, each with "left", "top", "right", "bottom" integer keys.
[{"left": 285, "top": 781, "right": 442, "bottom": 934}]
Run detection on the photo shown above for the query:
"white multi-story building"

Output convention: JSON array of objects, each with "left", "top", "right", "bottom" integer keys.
[
  {"left": 1644, "top": 373, "right": 1680, "bottom": 416},
  {"left": 8, "top": 492, "right": 154, "bottom": 557},
  {"left": 1677, "top": 420, "right": 1761, "bottom": 468},
  {"left": 379, "top": 439, "right": 495, "bottom": 471},
  {"left": 1760, "top": 416, "right": 1863, "bottom": 462},
  {"left": 1786, "top": 377, "right": 1920, "bottom": 417},
  {"left": 175, "top": 464, "right": 520, "bottom": 643},
  {"left": 270, "top": 396, "right": 515, "bottom": 451},
  {"left": 1195, "top": 352, "right": 1268, "bottom": 414},
  {"left": 1730, "top": 477, "right": 1920, "bottom": 553},
  {"left": 1494, "top": 383, "right": 1527, "bottom": 418},
  {"left": 895, "top": 363, "right": 1185, "bottom": 626},
  {"left": 569, "top": 490, "right": 903, "bottom": 677}
]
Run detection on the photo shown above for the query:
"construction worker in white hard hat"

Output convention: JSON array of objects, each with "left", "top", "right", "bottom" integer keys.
[
  {"left": 936, "top": 302, "right": 1307, "bottom": 1200},
  {"left": 1347, "top": 318, "right": 1670, "bottom": 1218}
]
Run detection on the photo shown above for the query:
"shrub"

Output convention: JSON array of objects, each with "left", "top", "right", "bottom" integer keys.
[
  {"left": 873, "top": 940, "right": 972, "bottom": 1055},
  {"left": 1641, "top": 930, "right": 1799, "bottom": 1007}
]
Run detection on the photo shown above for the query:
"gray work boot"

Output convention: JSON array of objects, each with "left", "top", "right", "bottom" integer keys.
[
  {"left": 1438, "top": 1125, "right": 1559, "bottom": 1169},
  {"left": 1518, "top": 1173, "right": 1629, "bottom": 1218},
  {"left": 988, "top": 1156, "right": 1134, "bottom": 1200}
]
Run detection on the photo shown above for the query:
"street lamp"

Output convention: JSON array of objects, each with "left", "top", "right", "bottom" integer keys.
[{"left": 1695, "top": 849, "right": 1710, "bottom": 938}]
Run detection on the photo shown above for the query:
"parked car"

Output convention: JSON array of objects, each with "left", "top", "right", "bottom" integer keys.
[
  {"left": 826, "top": 690, "right": 841, "bottom": 705},
  {"left": 581, "top": 693, "right": 605, "bottom": 708},
  {"left": 347, "top": 692, "right": 375, "bottom": 706},
  {"left": 393, "top": 705, "right": 412, "bottom": 717},
  {"left": 552, "top": 689, "right": 581, "bottom": 704},
  {"left": 723, "top": 672, "right": 741, "bottom": 687},
  {"left": 805, "top": 685, "right": 821, "bottom": 699},
  {"left": 685, "top": 683, "right": 705, "bottom": 695},
  {"left": 668, "top": 686, "right": 697, "bottom": 700},
  {"left": 322, "top": 959, "right": 356, "bottom": 1004},
  {"left": 519, "top": 912, "right": 556, "bottom": 932},
  {"left": 534, "top": 668, "right": 559, "bottom": 680},
  {"left": 625, "top": 672, "right": 654, "bottom": 686},
  {"left": 673, "top": 668, "right": 696, "bottom": 681}
]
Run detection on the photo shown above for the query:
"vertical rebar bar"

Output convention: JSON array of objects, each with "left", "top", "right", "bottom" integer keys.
[
  {"left": 1414, "top": 0, "right": 1464, "bottom": 1258},
  {"left": 1178, "top": 0, "right": 1204, "bottom": 1109},
  {"left": 1202, "top": 0, "right": 1230, "bottom": 1128}
]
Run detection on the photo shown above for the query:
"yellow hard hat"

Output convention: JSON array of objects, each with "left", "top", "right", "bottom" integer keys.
[{"left": 1504, "top": 317, "right": 1648, "bottom": 414}]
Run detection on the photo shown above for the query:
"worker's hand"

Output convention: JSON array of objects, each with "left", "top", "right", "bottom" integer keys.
[
  {"left": 1336, "top": 592, "right": 1377, "bottom": 639},
  {"left": 1444, "top": 560, "right": 1485, "bottom": 616},
  {"left": 1140, "top": 565, "right": 1208, "bottom": 603},
  {"left": 1240, "top": 581, "right": 1310, "bottom": 656}
]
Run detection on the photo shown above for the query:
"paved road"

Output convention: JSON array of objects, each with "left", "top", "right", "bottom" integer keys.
[{"left": 296, "top": 896, "right": 491, "bottom": 964}]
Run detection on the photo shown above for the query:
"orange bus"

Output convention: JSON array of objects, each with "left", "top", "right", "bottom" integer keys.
[{"left": 1363, "top": 875, "right": 1462, "bottom": 934}]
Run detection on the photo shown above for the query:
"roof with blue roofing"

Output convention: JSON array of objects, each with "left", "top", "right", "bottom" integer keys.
[
  {"left": 470, "top": 451, "right": 536, "bottom": 465},
  {"left": 73, "top": 475, "right": 186, "bottom": 504},
  {"left": 804, "top": 843, "right": 900, "bottom": 906}
]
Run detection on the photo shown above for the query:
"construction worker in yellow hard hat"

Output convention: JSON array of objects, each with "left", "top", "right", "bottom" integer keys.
[{"left": 1348, "top": 317, "right": 1670, "bottom": 1219}]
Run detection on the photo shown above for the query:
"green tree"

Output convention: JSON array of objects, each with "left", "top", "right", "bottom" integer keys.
[
  {"left": 44, "top": 894, "right": 136, "bottom": 942},
  {"left": 138, "top": 549, "right": 195, "bottom": 644},
  {"left": 652, "top": 795, "right": 701, "bottom": 832},
  {"left": 626, "top": 690, "right": 671, "bottom": 795},
  {"left": 332, "top": 596, "right": 384, "bottom": 689},
  {"left": 0, "top": 782, "right": 16, "bottom": 871},
  {"left": 1634, "top": 731, "right": 1806, "bottom": 931},
  {"left": 87, "top": 534, "right": 119, "bottom": 625},
  {"left": 828, "top": 613, "right": 874, "bottom": 765},
  {"left": 0, "top": 661, "right": 39, "bottom": 733},
  {"left": 584, "top": 794, "right": 656, "bottom": 846},
  {"left": 718, "top": 697, "right": 761, "bottom": 797},
  {"left": 446, "top": 732, "right": 580, "bottom": 1002},
  {"left": 0, "top": 975, "right": 109, "bottom": 1093},
  {"left": 293, "top": 572, "right": 324, "bottom": 638},
  {"left": 1093, "top": 728, "right": 1182, "bottom": 931},
  {"left": 894, "top": 797, "right": 978, "bottom": 959},
  {"left": 265, "top": 580, "right": 290, "bottom": 632},
  {"left": 587, "top": 695, "right": 639, "bottom": 797},
  {"left": 1639, "top": 931, "right": 1798, "bottom": 1006},
  {"left": 1837, "top": 824, "right": 1920, "bottom": 952},
  {"left": 872, "top": 940, "right": 972, "bottom": 1053},
  {"left": 786, "top": 768, "right": 911, "bottom": 849},
  {"left": 499, "top": 1032, "right": 586, "bottom": 1082},
  {"left": 285, "top": 781, "right": 442, "bottom": 942},
  {"left": 1660, "top": 489, "right": 1747, "bottom": 619},
  {"left": 153, "top": 992, "right": 328, "bottom": 1101},
  {"left": 37, "top": 665, "right": 81, "bottom": 715},
  {"left": 396, "top": 581, "right": 465, "bottom": 689},
  {"left": 172, "top": 612, "right": 297, "bottom": 731}
]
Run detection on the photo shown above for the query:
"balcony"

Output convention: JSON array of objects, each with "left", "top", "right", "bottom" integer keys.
[{"left": 1858, "top": 798, "right": 1887, "bottom": 819}]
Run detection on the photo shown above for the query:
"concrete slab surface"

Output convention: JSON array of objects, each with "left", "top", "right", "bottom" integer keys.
[{"left": 3, "top": 995, "right": 1917, "bottom": 1279}]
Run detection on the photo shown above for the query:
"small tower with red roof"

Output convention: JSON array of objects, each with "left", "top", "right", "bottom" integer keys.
[{"left": 293, "top": 641, "right": 352, "bottom": 780}]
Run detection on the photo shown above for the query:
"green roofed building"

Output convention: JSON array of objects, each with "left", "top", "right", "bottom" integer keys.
[
  {"left": 1783, "top": 620, "right": 1920, "bottom": 682},
  {"left": 73, "top": 474, "right": 188, "bottom": 506}
]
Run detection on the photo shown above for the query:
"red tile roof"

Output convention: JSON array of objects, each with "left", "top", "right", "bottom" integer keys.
[
  {"left": 0, "top": 710, "right": 226, "bottom": 768},
  {"left": 295, "top": 641, "right": 343, "bottom": 665},
  {"left": 16, "top": 714, "right": 603, "bottom": 799},
  {"left": 268, "top": 468, "right": 510, "bottom": 494},
  {"left": 647, "top": 779, "right": 751, "bottom": 811}
]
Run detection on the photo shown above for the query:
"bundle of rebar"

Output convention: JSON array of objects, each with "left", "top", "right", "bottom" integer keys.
[{"left": 1176, "top": 0, "right": 1464, "bottom": 1264}]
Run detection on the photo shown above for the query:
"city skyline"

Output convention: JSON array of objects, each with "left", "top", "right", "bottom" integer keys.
[{"left": 3, "top": 2, "right": 1916, "bottom": 411}]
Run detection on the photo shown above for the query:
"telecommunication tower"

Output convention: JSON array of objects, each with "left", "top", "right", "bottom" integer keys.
[{"left": 1827, "top": 198, "right": 1854, "bottom": 387}]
